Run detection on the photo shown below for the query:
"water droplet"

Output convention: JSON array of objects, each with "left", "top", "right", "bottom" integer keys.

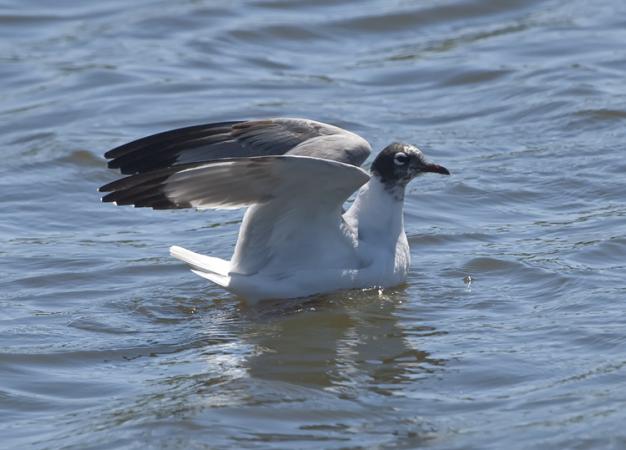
[{"left": 464, "top": 275, "right": 472, "bottom": 291}]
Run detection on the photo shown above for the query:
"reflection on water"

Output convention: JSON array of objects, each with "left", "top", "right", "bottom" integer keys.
[
  {"left": 243, "top": 289, "right": 445, "bottom": 391},
  {"left": 24, "top": 290, "right": 447, "bottom": 447}
]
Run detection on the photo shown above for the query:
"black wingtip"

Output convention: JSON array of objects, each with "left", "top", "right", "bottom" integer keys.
[
  {"left": 103, "top": 120, "right": 244, "bottom": 160},
  {"left": 98, "top": 180, "right": 115, "bottom": 193}
]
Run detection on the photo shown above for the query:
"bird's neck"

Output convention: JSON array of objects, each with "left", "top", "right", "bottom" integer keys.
[{"left": 345, "top": 176, "right": 406, "bottom": 242}]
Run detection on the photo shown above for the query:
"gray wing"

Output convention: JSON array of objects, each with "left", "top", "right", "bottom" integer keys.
[
  {"left": 104, "top": 118, "right": 371, "bottom": 175},
  {"left": 99, "top": 155, "right": 370, "bottom": 210}
]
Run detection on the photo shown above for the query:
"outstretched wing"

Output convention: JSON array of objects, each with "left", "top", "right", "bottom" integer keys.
[
  {"left": 99, "top": 155, "right": 370, "bottom": 211},
  {"left": 104, "top": 118, "right": 371, "bottom": 175}
]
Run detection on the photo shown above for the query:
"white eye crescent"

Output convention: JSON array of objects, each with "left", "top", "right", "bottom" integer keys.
[{"left": 394, "top": 152, "right": 409, "bottom": 166}]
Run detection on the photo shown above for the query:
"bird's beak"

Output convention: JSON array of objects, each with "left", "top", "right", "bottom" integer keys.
[{"left": 422, "top": 163, "right": 450, "bottom": 175}]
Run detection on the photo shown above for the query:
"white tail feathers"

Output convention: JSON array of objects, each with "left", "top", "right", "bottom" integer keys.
[{"left": 169, "top": 246, "right": 231, "bottom": 287}]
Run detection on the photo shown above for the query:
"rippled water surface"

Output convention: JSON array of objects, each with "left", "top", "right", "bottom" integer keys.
[{"left": 2, "top": 0, "right": 626, "bottom": 448}]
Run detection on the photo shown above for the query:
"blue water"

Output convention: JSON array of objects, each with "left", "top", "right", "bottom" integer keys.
[{"left": 1, "top": 0, "right": 626, "bottom": 448}]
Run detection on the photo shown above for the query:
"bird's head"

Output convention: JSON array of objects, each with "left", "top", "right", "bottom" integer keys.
[{"left": 371, "top": 143, "right": 450, "bottom": 187}]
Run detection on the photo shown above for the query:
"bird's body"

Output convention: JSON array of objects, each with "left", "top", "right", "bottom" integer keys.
[
  {"left": 99, "top": 118, "right": 449, "bottom": 301},
  {"left": 170, "top": 175, "right": 410, "bottom": 300}
]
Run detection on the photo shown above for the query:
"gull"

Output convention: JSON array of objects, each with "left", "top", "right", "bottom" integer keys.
[{"left": 99, "top": 118, "right": 450, "bottom": 301}]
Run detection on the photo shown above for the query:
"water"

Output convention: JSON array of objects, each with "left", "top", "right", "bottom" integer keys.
[{"left": 1, "top": 0, "right": 626, "bottom": 448}]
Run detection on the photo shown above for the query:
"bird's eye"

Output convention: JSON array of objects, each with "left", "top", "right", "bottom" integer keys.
[{"left": 394, "top": 152, "right": 409, "bottom": 166}]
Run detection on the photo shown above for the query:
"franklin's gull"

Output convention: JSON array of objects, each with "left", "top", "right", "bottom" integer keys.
[{"left": 99, "top": 118, "right": 450, "bottom": 300}]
